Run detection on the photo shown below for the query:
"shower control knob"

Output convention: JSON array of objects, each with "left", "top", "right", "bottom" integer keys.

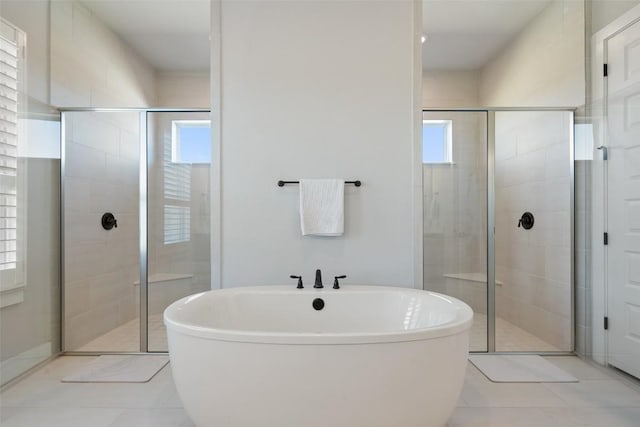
[
  {"left": 101, "top": 212, "right": 118, "bottom": 230},
  {"left": 517, "top": 212, "right": 534, "bottom": 230}
]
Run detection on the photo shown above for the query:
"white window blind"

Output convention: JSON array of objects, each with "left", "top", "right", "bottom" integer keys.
[
  {"left": 164, "top": 126, "right": 191, "bottom": 244},
  {"left": 0, "top": 18, "right": 25, "bottom": 308},
  {"left": 0, "top": 31, "right": 19, "bottom": 272},
  {"left": 164, "top": 205, "right": 190, "bottom": 244}
]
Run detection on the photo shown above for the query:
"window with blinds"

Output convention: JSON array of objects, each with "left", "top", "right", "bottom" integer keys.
[
  {"left": 0, "top": 18, "right": 25, "bottom": 307},
  {"left": 164, "top": 125, "right": 191, "bottom": 244},
  {"left": 164, "top": 205, "right": 190, "bottom": 244}
]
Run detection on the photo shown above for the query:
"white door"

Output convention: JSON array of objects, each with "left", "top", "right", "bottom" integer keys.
[{"left": 606, "top": 19, "right": 640, "bottom": 379}]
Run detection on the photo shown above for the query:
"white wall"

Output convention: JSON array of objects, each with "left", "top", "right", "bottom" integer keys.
[
  {"left": 156, "top": 72, "right": 209, "bottom": 108},
  {"left": 591, "top": 0, "right": 640, "bottom": 34},
  {"left": 0, "top": 1, "right": 60, "bottom": 383},
  {"left": 0, "top": 157, "right": 60, "bottom": 382},
  {"left": 422, "top": 70, "right": 480, "bottom": 108},
  {"left": 214, "top": 0, "right": 418, "bottom": 288},
  {"left": 480, "top": 0, "right": 585, "bottom": 107}
]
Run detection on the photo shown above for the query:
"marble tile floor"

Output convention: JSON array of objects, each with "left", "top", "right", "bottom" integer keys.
[{"left": 2, "top": 356, "right": 640, "bottom": 426}]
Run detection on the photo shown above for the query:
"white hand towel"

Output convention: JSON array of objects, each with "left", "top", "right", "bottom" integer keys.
[{"left": 299, "top": 179, "right": 344, "bottom": 236}]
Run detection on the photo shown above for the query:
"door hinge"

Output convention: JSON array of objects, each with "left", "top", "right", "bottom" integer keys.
[
  {"left": 604, "top": 63, "right": 608, "bottom": 77},
  {"left": 604, "top": 232, "right": 609, "bottom": 245},
  {"left": 604, "top": 316, "right": 609, "bottom": 330}
]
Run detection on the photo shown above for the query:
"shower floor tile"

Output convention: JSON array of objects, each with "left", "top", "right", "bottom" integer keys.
[{"left": 470, "top": 313, "right": 560, "bottom": 352}]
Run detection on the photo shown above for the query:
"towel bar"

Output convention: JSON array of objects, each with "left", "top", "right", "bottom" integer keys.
[{"left": 277, "top": 180, "right": 361, "bottom": 187}]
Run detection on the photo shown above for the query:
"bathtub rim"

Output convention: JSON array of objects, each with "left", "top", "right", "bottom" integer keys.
[{"left": 164, "top": 285, "right": 473, "bottom": 345}]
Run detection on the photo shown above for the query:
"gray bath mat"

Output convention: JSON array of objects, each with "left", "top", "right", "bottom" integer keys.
[
  {"left": 469, "top": 355, "right": 578, "bottom": 383},
  {"left": 62, "top": 355, "right": 169, "bottom": 383}
]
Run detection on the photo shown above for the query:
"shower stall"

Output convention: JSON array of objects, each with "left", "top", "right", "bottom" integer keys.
[
  {"left": 61, "top": 109, "right": 211, "bottom": 353},
  {"left": 422, "top": 108, "right": 574, "bottom": 353}
]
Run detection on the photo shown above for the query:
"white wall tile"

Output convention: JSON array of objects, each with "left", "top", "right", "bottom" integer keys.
[
  {"left": 480, "top": 1, "right": 584, "bottom": 107},
  {"left": 50, "top": 1, "right": 156, "bottom": 108}
]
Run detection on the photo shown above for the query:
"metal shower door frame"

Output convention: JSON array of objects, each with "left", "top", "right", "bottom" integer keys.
[
  {"left": 60, "top": 108, "right": 210, "bottom": 355},
  {"left": 422, "top": 107, "right": 575, "bottom": 354}
]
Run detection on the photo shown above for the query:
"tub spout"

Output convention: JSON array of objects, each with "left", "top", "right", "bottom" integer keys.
[{"left": 314, "top": 269, "right": 323, "bottom": 289}]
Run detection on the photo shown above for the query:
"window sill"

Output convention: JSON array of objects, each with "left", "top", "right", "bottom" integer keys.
[
  {"left": 0, "top": 283, "right": 25, "bottom": 308},
  {"left": 423, "top": 162, "right": 456, "bottom": 166}
]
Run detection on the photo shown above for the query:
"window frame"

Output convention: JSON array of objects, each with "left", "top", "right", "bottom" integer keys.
[
  {"left": 422, "top": 119, "right": 453, "bottom": 164},
  {"left": 171, "top": 119, "right": 211, "bottom": 164}
]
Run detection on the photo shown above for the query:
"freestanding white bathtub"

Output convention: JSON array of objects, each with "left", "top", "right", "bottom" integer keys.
[{"left": 164, "top": 285, "right": 473, "bottom": 427}]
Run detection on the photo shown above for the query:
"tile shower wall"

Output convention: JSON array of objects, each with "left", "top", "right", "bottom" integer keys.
[
  {"left": 479, "top": 0, "right": 584, "bottom": 108},
  {"left": 50, "top": 0, "right": 156, "bottom": 108},
  {"left": 63, "top": 112, "right": 140, "bottom": 350},
  {"left": 494, "top": 111, "right": 572, "bottom": 350}
]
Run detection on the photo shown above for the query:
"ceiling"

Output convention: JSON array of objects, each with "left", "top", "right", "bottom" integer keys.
[
  {"left": 80, "top": 0, "right": 551, "bottom": 73},
  {"left": 422, "top": 0, "right": 552, "bottom": 70},
  {"left": 80, "top": 0, "right": 210, "bottom": 72}
]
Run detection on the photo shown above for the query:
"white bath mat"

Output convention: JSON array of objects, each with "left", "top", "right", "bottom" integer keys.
[
  {"left": 62, "top": 355, "right": 169, "bottom": 383},
  {"left": 469, "top": 355, "right": 578, "bottom": 383}
]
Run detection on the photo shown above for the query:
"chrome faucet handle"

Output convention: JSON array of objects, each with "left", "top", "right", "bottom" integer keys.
[
  {"left": 290, "top": 275, "right": 303, "bottom": 289},
  {"left": 333, "top": 275, "right": 346, "bottom": 289}
]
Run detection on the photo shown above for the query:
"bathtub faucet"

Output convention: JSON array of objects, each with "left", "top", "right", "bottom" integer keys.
[
  {"left": 314, "top": 269, "right": 323, "bottom": 289},
  {"left": 290, "top": 275, "right": 303, "bottom": 289}
]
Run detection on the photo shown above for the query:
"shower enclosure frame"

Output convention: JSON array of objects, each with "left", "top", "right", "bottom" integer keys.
[
  {"left": 422, "top": 107, "right": 575, "bottom": 355},
  {"left": 59, "top": 108, "right": 211, "bottom": 355},
  {"left": 59, "top": 107, "right": 574, "bottom": 355}
]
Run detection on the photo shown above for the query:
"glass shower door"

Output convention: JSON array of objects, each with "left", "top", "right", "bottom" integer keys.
[
  {"left": 493, "top": 110, "right": 573, "bottom": 352},
  {"left": 62, "top": 111, "right": 142, "bottom": 352},
  {"left": 146, "top": 111, "right": 211, "bottom": 351},
  {"left": 422, "top": 110, "right": 488, "bottom": 351}
]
